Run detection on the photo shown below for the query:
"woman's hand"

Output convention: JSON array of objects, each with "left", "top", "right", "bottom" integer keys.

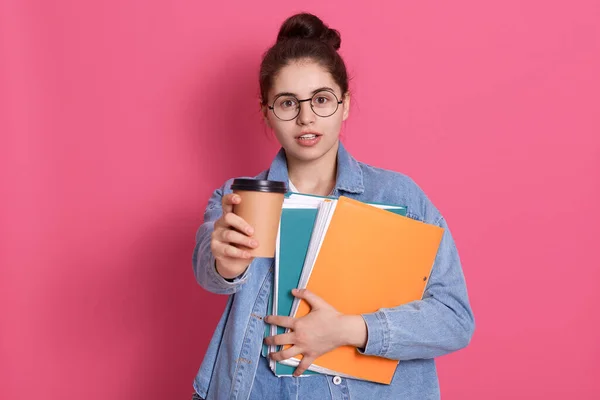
[
  {"left": 264, "top": 289, "right": 368, "bottom": 376},
  {"left": 210, "top": 193, "right": 258, "bottom": 280}
]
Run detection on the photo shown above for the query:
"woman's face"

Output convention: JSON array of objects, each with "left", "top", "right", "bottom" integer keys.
[{"left": 262, "top": 60, "right": 350, "bottom": 164}]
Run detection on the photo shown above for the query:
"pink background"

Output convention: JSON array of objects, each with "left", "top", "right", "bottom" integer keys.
[{"left": 1, "top": 1, "right": 599, "bottom": 399}]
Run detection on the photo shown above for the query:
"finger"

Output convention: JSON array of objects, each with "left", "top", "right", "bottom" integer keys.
[
  {"left": 269, "top": 345, "right": 301, "bottom": 362},
  {"left": 264, "top": 315, "right": 296, "bottom": 329},
  {"left": 221, "top": 193, "right": 240, "bottom": 214},
  {"left": 292, "top": 288, "right": 328, "bottom": 311},
  {"left": 264, "top": 332, "right": 295, "bottom": 347},
  {"left": 221, "top": 228, "right": 258, "bottom": 249},
  {"left": 293, "top": 355, "right": 316, "bottom": 377},
  {"left": 223, "top": 212, "right": 255, "bottom": 236},
  {"left": 212, "top": 240, "right": 252, "bottom": 260}
]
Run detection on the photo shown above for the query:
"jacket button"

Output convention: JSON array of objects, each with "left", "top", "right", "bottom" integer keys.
[{"left": 333, "top": 376, "right": 342, "bottom": 385}]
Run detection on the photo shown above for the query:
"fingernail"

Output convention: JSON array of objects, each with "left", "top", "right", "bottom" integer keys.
[
  {"left": 250, "top": 240, "right": 258, "bottom": 247},
  {"left": 246, "top": 227, "right": 254, "bottom": 235}
]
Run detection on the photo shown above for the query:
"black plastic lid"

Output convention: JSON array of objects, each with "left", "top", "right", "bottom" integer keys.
[{"left": 230, "top": 178, "right": 288, "bottom": 194}]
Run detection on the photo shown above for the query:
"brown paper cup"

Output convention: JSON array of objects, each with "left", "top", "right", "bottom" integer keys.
[{"left": 231, "top": 179, "right": 287, "bottom": 258}]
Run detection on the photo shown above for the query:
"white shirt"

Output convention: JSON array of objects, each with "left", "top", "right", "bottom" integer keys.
[
  {"left": 288, "top": 180, "right": 334, "bottom": 196},
  {"left": 288, "top": 180, "right": 299, "bottom": 193}
]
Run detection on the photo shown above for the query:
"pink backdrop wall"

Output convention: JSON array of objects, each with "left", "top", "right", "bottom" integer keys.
[{"left": 1, "top": 1, "right": 599, "bottom": 399}]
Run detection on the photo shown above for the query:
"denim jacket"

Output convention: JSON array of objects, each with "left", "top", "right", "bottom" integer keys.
[{"left": 192, "top": 142, "right": 475, "bottom": 400}]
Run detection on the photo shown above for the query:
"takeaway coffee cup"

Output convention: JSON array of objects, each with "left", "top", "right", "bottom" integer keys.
[{"left": 230, "top": 178, "right": 287, "bottom": 258}]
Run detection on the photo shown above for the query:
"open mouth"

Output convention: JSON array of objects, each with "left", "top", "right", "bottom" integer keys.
[
  {"left": 296, "top": 132, "right": 322, "bottom": 140},
  {"left": 294, "top": 132, "right": 323, "bottom": 147}
]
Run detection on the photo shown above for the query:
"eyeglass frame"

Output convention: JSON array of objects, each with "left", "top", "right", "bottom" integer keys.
[{"left": 266, "top": 89, "right": 344, "bottom": 121}]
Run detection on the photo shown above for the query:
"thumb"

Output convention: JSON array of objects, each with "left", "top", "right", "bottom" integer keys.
[
  {"left": 221, "top": 193, "right": 240, "bottom": 214},
  {"left": 292, "top": 288, "right": 329, "bottom": 310}
]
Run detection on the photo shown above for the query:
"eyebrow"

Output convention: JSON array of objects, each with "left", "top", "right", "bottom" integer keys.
[{"left": 273, "top": 86, "right": 337, "bottom": 98}]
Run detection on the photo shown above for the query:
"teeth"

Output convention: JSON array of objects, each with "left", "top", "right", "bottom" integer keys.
[{"left": 299, "top": 134, "right": 317, "bottom": 139}]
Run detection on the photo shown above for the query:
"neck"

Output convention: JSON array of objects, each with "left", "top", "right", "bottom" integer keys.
[{"left": 287, "top": 141, "right": 339, "bottom": 197}]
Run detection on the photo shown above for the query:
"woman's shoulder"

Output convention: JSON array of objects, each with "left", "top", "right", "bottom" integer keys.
[{"left": 357, "top": 161, "right": 443, "bottom": 225}]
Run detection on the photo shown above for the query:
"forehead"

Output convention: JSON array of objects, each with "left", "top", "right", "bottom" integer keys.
[{"left": 270, "top": 60, "right": 340, "bottom": 98}]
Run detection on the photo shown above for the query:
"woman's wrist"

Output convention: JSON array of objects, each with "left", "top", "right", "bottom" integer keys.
[
  {"left": 215, "top": 259, "right": 248, "bottom": 281},
  {"left": 339, "top": 314, "right": 368, "bottom": 349}
]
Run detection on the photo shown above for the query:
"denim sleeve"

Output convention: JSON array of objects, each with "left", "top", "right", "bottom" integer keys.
[
  {"left": 358, "top": 216, "right": 475, "bottom": 360},
  {"left": 192, "top": 180, "right": 250, "bottom": 295}
]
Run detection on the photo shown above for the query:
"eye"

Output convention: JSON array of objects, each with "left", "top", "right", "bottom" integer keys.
[
  {"left": 278, "top": 97, "right": 297, "bottom": 109},
  {"left": 312, "top": 91, "right": 337, "bottom": 107}
]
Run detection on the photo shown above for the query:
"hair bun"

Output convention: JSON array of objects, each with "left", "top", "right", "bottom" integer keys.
[{"left": 276, "top": 13, "right": 341, "bottom": 50}]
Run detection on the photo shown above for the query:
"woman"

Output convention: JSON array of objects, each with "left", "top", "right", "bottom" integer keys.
[{"left": 192, "top": 12, "right": 474, "bottom": 400}]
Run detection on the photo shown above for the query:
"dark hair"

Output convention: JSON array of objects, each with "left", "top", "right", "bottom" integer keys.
[{"left": 259, "top": 13, "right": 349, "bottom": 105}]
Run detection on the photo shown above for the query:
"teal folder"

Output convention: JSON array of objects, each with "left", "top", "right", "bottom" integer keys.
[
  {"left": 272, "top": 207, "right": 320, "bottom": 375},
  {"left": 261, "top": 207, "right": 320, "bottom": 374},
  {"left": 276, "top": 208, "right": 319, "bottom": 338}
]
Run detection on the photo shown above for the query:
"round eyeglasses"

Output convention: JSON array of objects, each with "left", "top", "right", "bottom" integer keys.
[{"left": 267, "top": 90, "right": 343, "bottom": 121}]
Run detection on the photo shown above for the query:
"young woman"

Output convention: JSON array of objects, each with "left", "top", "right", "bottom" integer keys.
[{"left": 192, "top": 12, "right": 474, "bottom": 400}]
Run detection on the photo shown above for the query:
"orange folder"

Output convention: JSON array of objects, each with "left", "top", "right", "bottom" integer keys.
[{"left": 292, "top": 196, "right": 444, "bottom": 384}]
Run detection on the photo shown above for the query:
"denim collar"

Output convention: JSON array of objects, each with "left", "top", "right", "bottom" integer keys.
[{"left": 266, "top": 141, "right": 364, "bottom": 195}]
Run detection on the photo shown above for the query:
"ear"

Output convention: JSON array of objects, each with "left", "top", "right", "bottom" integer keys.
[
  {"left": 342, "top": 92, "right": 351, "bottom": 121},
  {"left": 260, "top": 100, "right": 271, "bottom": 128}
]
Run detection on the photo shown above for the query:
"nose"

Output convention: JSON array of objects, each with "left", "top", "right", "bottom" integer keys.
[{"left": 296, "top": 100, "right": 315, "bottom": 126}]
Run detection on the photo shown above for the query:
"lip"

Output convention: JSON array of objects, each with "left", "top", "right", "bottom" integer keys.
[
  {"left": 295, "top": 131, "right": 322, "bottom": 139},
  {"left": 294, "top": 131, "right": 322, "bottom": 148}
]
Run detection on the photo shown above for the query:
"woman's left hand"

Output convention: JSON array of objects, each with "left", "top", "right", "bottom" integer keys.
[{"left": 264, "top": 288, "right": 367, "bottom": 376}]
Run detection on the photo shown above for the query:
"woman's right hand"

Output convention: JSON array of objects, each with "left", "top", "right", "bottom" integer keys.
[{"left": 210, "top": 193, "right": 258, "bottom": 280}]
